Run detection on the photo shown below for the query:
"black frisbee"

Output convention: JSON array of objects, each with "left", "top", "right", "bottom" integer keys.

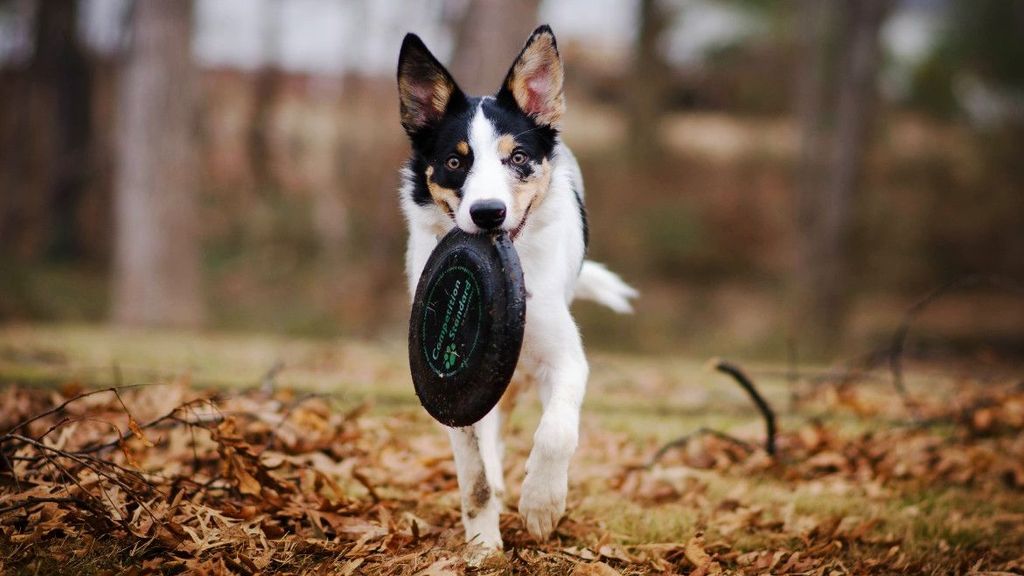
[{"left": 408, "top": 228, "right": 526, "bottom": 427}]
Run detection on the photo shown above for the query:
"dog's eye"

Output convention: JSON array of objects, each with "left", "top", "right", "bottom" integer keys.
[
  {"left": 510, "top": 150, "right": 529, "bottom": 166},
  {"left": 445, "top": 155, "right": 462, "bottom": 170}
]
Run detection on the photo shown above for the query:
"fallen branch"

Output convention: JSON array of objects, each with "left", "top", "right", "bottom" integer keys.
[
  {"left": 645, "top": 427, "right": 755, "bottom": 468},
  {"left": 0, "top": 496, "right": 93, "bottom": 516},
  {"left": 265, "top": 392, "right": 328, "bottom": 451},
  {"left": 352, "top": 469, "right": 381, "bottom": 503},
  {"left": 888, "top": 274, "right": 1024, "bottom": 418},
  {"left": 78, "top": 397, "right": 221, "bottom": 455},
  {"left": 645, "top": 359, "right": 778, "bottom": 468},
  {"left": 786, "top": 337, "right": 799, "bottom": 411},
  {"left": 5, "top": 433, "right": 164, "bottom": 525},
  {"left": 259, "top": 360, "right": 286, "bottom": 394},
  {"left": 1, "top": 384, "right": 150, "bottom": 438},
  {"left": 711, "top": 359, "right": 777, "bottom": 456}
]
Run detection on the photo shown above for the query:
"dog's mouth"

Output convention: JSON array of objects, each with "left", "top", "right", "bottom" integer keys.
[
  {"left": 448, "top": 201, "right": 534, "bottom": 240},
  {"left": 509, "top": 201, "right": 535, "bottom": 242}
]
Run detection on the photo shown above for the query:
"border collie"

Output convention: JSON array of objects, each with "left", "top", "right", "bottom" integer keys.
[{"left": 397, "top": 25, "right": 637, "bottom": 560}]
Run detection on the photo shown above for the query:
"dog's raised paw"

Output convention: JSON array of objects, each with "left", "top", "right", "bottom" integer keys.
[{"left": 518, "top": 470, "right": 567, "bottom": 540}]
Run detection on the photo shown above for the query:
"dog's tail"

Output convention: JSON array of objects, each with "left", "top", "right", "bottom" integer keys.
[{"left": 574, "top": 260, "right": 638, "bottom": 314}]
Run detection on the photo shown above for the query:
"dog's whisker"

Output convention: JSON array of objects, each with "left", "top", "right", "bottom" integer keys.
[{"left": 512, "top": 125, "right": 546, "bottom": 139}]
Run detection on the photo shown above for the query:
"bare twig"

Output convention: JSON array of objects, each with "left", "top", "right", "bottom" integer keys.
[
  {"left": 352, "top": 469, "right": 380, "bottom": 503},
  {"left": 889, "top": 274, "right": 1024, "bottom": 418},
  {"left": 36, "top": 416, "right": 73, "bottom": 441},
  {"left": 0, "top": 448, "right": 20, "bottom": 490},
  {"left": 33, "top": 446, "right": 114, "bottom": 522},
  {"left": 259, "top": 360, "right": 285, "bottom": 394},
  {"left": 6, "top": 433, "right": 164, "bottom": 525},
  {"left": 2, "top": 384, "right": 150, "bottom": 438},
  {"left": 711, "top": 359, "right": 777, "bottom": 456},
  {"left": 786, "top": 336, "right": 799, "bottom": 411},
  {"left": 0, "top": 496, "right": 91, "bottom": 516},
  {"left": 645, "top": 359, "right": 778, "bottom": 468},
  {"left": 79, "top": 397, "right": 218, "bottom": 455},
  {"left": 645, "top": 427, "right": 755, "bottom": 468},
  {"left": 265, "top": 392, "right": 328, "bottom": 451}
]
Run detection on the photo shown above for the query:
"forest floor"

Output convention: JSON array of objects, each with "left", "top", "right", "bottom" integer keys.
[{"left": 0, "top": 324, "right": 1022, "bottom": 575}]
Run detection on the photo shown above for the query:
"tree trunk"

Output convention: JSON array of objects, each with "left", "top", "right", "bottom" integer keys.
[
  {"left": 41, "top": 0, "right": 93, "bottom": 261},
  {"left": 449, "top": 0, "right": 541, "bottom": 95},
  {"left": 818, "top": 0, "right": 891, "bottom": 342},
  {"left": 794, "top": 0, "right": 890, "bottom": 354},
  {"left": 248, "top": 0, "right": 281, "bottom": 192},
  {"left": 0, "top": 0, "right": 91, "bottom": 260},
  {"left": 793, "top": 0, "right": 836, "bottom": 350},
  {"left": 112, "top": 0, "right": 204, "bottom": 327},
  {"left": 626, "top": 0, "right": 671, "bottom": 163}
]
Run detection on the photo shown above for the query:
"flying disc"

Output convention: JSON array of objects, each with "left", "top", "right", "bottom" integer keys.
[{"left": 408, "top": 228, "right": 526, "bottom": 427}]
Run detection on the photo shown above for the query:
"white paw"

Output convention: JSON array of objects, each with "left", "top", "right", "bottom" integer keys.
[
  {"left": 518, "top": 468, "right": 567, "bottom": 540},
  {"left": 464, "top": 538, "right": 503, "bottom": 567}
]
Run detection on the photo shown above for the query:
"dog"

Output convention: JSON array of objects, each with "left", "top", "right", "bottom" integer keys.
[{"left": 396, "top": 25, "right": 637, "bottom": 559}]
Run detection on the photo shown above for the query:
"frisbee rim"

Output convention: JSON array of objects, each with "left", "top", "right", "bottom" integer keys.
[{"left": 408, "top": 229, "right": 526, "bottom": 428}]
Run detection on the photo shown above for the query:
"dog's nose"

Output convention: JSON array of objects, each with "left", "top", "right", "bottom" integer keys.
[{"left": 469, "top": 200, "right": 506, "bottom": 229}]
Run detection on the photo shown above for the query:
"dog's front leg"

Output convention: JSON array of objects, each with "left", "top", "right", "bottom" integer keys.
[
  {"left": 447, "top": 405, "right": 504, "bottom": 562},
  {"left": 518, "top": 303, "right": 587, "bottom": 539}
]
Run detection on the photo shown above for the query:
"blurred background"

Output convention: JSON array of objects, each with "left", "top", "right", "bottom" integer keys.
[{"left": 1, "top": 0, "right": 1022, "bottom": 362}]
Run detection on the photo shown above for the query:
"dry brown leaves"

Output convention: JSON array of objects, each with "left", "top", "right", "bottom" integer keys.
[
  {"left": 0, "top": 382, "right": 472, "bottom": 574},
  {"left": 647, "top": 380, "right": 1024, "bottom": 492},
  {"left": 612, "top": 377, "right": 1024, "bottom": 575},
  {"left": 0, "top": 374, "right": 1022, "bottom": 575}
]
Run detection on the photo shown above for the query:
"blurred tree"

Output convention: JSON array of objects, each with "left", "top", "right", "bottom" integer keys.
[
  {"left": 949, "top": 0, "right": 1024, "bottom": 91},
  {"left": 794, "top": 0, "right": 892, "bottom": 354},
  {"left": 38, "top": 0, "right": 93, "bottom": 261},
  {"left": 910, "top": 0, "right": 1024, "bottom": 120},
  {"left": 449, "top": 0, "right": 541, "bottom": 95},
  {"left": 912, "top": 0, "right": 1024, "bottom": 281},
  {"left": 248, "top": 0, "right": 281, "bottom": 193},
  {"left": 626, "top": 0, "right": 671, "bottom": 162},
  {"left": 113, "top": 0, "right": 204, "bottom": 328},
  {"left": 794, "top": 0, "right": 833, "bottom": 345},
  {"left": 0, "top": 0, "right": 91, "bottom": 261}
]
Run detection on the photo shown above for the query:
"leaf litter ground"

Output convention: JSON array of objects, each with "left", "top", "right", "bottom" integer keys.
[{"left": 0, "top": 325, "right": 1022, "bottom": 575}]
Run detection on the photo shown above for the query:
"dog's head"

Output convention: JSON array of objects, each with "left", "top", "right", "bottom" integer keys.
[{"left": 398, "top": 26, "right": 564, "bottom": 237}]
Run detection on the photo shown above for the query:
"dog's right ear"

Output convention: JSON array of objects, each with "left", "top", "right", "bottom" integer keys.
[
  {"left": 397, "top": 34, "right": 464, "bottom": 135},
  {"left": 497, "top": 25, "right": 565, "bottom": 128}
]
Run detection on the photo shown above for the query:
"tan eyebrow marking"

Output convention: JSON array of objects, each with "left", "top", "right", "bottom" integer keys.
[
  {"left": 456, "top": 141, "right": 469, "bottom": 155},
  {"left": 497, "top": 134, "right": 516, "bottom": 157}
]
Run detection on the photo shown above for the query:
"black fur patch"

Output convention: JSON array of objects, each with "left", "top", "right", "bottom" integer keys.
[
  {"left": 573, "top": 182, "right": 589, "bottom": 252},
  {"left": 408, "top": 97, "right": 478, "bottom": 207},
  {"left": 482, "top": 98, "right": 557, "bottom": 166}
]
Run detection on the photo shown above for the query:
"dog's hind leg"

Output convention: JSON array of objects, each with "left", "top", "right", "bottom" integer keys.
[{"left": 447, "top": 405, "right": 504, "bottom": 563}]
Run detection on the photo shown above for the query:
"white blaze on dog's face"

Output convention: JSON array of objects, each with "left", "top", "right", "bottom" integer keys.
[{"left": 397, "top": 27, "right": 565, "bottom": 238}]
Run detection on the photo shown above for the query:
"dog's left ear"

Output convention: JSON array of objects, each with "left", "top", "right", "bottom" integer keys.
[
  {"left": 497, "top": 25, "right": 565, "bottom": 128},
  {"left": 398, "top": 33, "right": 465, "bottom": 135}
]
